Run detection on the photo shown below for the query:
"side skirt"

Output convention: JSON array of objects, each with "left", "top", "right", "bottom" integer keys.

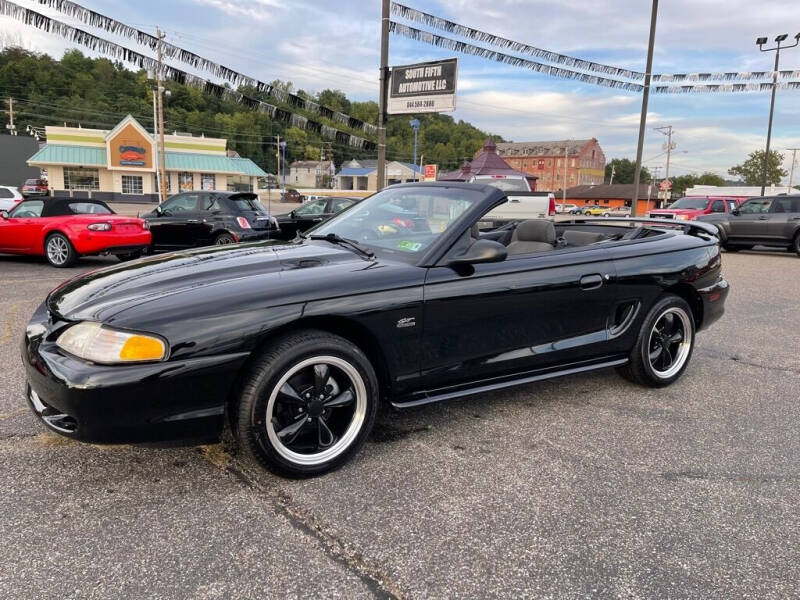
[{"left": 391, "top": 358, "right": 629, "bottom": 409}]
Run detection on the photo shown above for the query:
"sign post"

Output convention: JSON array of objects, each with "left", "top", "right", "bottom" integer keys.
[{"left": 388, "top": 58, "right": 458, "bottom": 115}]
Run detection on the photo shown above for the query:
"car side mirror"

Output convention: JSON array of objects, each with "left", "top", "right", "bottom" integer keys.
[
  {"left": 448, "top": 239, "right": 507, "bottom": 267},
  {"left": 731, "top": 208, "right": 740, "bottom": 216},
  {"left": 0, "top": 210, "right": 7, "bottom": 219}
]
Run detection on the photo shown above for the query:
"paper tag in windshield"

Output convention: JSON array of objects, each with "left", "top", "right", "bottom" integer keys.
[{"left": 396, "top": 240, "right": 423, "bottom": 252}]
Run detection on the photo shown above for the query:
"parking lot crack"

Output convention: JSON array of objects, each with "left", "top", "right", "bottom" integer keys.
[{"left": 199, "top": 447, "right": 407, "bottom": 600}]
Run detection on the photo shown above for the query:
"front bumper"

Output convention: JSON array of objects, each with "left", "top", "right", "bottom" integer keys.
[{"left": 22, "top": 302, "right": 249, "bottom": 444}]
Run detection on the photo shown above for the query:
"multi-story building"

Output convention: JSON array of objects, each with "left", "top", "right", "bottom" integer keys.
[
  {"left": 493, "top": 139, "right": 606, "bottom": 191},
  {"left": 288, "top": 160, "right": 335, "bottom": 189}
]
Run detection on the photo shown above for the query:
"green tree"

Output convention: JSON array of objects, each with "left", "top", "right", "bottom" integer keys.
[
  {"left": 605, "top": 158, "right": 651, "bottom": 184},
  {"left": 728, "top": 150, "right": 787, "bottom": 186},
  {"left": 696, "top": 171, "right": 725, "bottom": 186}
]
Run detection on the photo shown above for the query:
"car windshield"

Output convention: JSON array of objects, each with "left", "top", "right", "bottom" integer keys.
[
  {"left": 311, "top": 186, "right": 482, "bottom": 257},
  {"left": 668, "top": 197, "right": 708, "bottom": 210},
  {"left": 229, "top": 196, "right": 267, "bottom": 213},
  {"left": 472, "top": 177, "right": 529, "bottom": 192}
]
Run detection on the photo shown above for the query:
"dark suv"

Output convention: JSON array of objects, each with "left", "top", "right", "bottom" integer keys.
[
  {"left": 698, "top": 195, "right": 800, "bottom": 255},
  {"left": 144, "top": 191, "right": 279, "bottom": 252}
]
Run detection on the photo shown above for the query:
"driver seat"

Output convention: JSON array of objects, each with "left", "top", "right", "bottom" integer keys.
[{"left": 507, "top": 220, "right": 556, "bottom": 254}]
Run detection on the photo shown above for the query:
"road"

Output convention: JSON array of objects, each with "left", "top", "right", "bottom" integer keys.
[{"left": 1, "top": 247, "right": 798, "bottom": 599}]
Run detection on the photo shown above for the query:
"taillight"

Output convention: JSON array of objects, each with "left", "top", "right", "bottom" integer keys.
[
  {"left": 87, "top": 223, "right": 112, "bottom": 231},
  {"left": 236, "top": 216, "right": 251, "bottom": 229},
  {"left": 548, "top": 197, "right": 556, "bottom": 216}
]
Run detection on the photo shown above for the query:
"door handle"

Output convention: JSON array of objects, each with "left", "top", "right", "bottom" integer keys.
[
  {"left": 789, "top": 216, "right": 800, "bottom": 221},
  {"left": 579, "top": 274, "right": 604, "bottom": 290},
  {"left": 757, "top": 216, "right": 769, "bottom": 220},
  {"left": 187, "top": 219, "right": 200, "bottom": 223}
]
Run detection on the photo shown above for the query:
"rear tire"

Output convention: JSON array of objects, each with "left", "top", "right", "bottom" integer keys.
[
  {"left": 44, "top": 233, "right": 77, "bottom": 267},
  {"left": 214, "top": 233, "right": 236, "bottom": 245},
  {"left": 617, "top": 294, "right": 695, "bottom": 388},
  {"left": 793, "top": 232, "right": 800, "bottom": 257},
  {"left": 234, "top": 330, "right": 379, "bottom": 477}
]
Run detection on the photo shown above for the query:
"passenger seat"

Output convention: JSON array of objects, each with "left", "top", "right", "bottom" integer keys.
[{"left": 507, "top": 220, "right": 556, "bottom": 254}]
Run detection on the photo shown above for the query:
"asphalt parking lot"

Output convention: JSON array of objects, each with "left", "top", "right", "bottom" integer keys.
[{"left": 1, "top": 248, "right": 799, "bottom": 599}]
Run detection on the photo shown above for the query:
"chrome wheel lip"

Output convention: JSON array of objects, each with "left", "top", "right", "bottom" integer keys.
[
  {"left": 266, "top": 355, "right": 367, "bottom": 466},
  {"left": 648, "top": 307, "right": 693, "bottom": 379},
  {"left": 46, "top": 236, "right": 69, "bottom": 265}
]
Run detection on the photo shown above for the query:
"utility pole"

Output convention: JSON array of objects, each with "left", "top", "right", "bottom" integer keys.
[
  {"left": 787, "top": 148, "right": 798, "bottom": 191},
  {"left": 376, "top": 0, "right": 390, "bottom": 192},
  {"left": 276, "top": 134, "right": 281, "bottom": 195},
  {"left": 5, "top": 98, "right": 16, "bottom": 135},
  {"left": 155, "top": 28, "right": 168, "bottom": 202},
  {"left": 631, "top": 0, "right": 659, "bottom": 217},
  {"left": 654, "top": 125, "right": 674, "bottom": 183},
  {"left": 609, "top": 163, "right": 616, "bottom": 185},
  {"left": 562, "top": 143, "right": 568, "bottom": 207},
  {"left": 152, "top": 88, "right": 161, "bottom": 203}
]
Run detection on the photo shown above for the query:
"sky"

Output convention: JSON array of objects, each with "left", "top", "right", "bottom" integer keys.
[{"left": 2, "top": 0, "right": 800, "bottom": 182}]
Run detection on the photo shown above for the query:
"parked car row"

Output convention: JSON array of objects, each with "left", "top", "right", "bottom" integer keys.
[
  {"left": 0, "top": 192, "right": 362, "bottom": 267},
  {"left": 557, "top": 204, "right": 632, "bottom": 217}
]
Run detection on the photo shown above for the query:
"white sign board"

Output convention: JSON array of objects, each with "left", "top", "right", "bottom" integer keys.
[{"left": 388, "top": 58, "right": 457, "bottom": 115}]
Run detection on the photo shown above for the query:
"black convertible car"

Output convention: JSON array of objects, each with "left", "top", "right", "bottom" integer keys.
[
  {"left": 22, "top": 183, "right": 729, "bottom": 476},
  {"left": 143, "top": 190, "right": 279, "bottom": 251}
]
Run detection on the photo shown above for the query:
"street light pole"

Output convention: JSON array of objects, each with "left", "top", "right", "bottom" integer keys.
[
  {"left": 409, "top": 118, "right": 420, "bottom": 182},
  {"left": 630, "top": 0, "right": 659, "bottom": 217},
  {"left": 757, "top": 33, "right": 800, "bottom": 196},
  {"left": 376, "top": 0, "right": 390, "bottom": 191}
]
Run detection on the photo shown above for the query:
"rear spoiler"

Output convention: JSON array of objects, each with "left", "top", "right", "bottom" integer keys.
[{"left": 563, "top": 217, "right": 720, "bottom": 238}]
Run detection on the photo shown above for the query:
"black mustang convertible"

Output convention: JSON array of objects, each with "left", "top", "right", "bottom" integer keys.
[{"left": 22, "top": 183, "right": 729, "bottom": 476}]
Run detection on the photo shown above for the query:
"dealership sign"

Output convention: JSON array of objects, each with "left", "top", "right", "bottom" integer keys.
[
  {"left": 388, "top": 58, "right": 457, "bottom": 114},
  {"left": 423, "top": 164, "right": 438, "bottom": 181}
]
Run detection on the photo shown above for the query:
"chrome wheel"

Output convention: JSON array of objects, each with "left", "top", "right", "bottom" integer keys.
[
  {"left": 266, "top": 356, "right": 367, "bottom": 466},
  {"left": 46, "top": 236, "right": 69, "bottom": 265},
  {"left": 647, "top": 308, "right": 693, "bottom": 379}
]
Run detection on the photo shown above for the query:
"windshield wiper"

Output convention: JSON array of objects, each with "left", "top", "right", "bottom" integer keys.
[{"left": 308, "top": 233, "right": 375, "bottom": 260}]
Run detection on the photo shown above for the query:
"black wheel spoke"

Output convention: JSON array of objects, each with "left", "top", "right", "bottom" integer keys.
[
  {"left": 324, "top": 388, "right": 354, "bottom": 408},
  {"left": 649, "top": 346, "right": 663, "bottom": 363},
  {"left": 313, "top": 364, "right": 330, "bottom": 396},
  {"left": 659, "top": 345, "right": 673, "bottom": 369},
  {"left": 278, "top": 382, "right": 305, "bottom": 406},
  {"left": 668, "top": 330, "right": 683, "bottom": 344},
  {"left": 661, "top": 312, "right": 675, "bottom": 335},
  {"left": 317, "top": 418, "right": 336, "bottom": 448},
  {"left": 277, "top": 416, "right": 310, "bottom": 444}
]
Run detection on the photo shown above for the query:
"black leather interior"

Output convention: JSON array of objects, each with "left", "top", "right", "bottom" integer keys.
[
  {"left": 507, "top": 220, "right": 556, "bottom": 254},
  {"left": 562, "top": 230, "right": 607, "bottom": 246}
]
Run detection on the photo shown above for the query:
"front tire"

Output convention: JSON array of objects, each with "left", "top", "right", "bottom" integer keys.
[
  {"left": 45, "top": 233, "right": 77, "bottom": 267},
  {"left": 617, "top": 295, "right": 695, "bottom": 388},
  {"left": 792, "top": 232, "right": 800, "bottom": 257},
  {"left": 234, "top": 330, "right": 379, "bottom": 477}
]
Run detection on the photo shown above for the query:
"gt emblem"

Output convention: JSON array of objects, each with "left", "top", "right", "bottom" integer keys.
[{"left": 396, "top": 317, "right": 416, "bottom": 329}]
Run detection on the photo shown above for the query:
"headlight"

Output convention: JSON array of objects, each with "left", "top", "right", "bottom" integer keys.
[
  {"left": 56, "top": 322, "right": 167, "bottom": 364},
  {"left": 676, "top": 214, "right": 689, "bottom": 221},
  {"left": 87, "top": 222, "right": 112, "bottom": 231}
]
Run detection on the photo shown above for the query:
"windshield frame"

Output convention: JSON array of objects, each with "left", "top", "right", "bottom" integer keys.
[{"left": 307, "top": 184, "right": 499, "bottom": 266}]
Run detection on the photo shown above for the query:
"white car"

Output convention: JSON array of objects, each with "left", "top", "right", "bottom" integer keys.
[
  {"left": 0, "top": 186, "right": 24, "bottom": 212},
  {"left": 604, "top": 206, "right": 632, "bottom": 217},
  {"left": 556, "top": 203, "right": 578, "bottom": 214}
]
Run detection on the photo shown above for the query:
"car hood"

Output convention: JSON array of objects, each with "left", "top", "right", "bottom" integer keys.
[{"left": 46, "top": 240, "right": 370, "bottom": 323}]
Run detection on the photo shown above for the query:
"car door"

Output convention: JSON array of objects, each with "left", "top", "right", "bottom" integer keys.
[
  {"left": 293, "top": 198, "right": 329, "bottom": 233},
  {"left": 188, "top": 192, "right": 218, "bottom": 246},
  {"left": 768, "top": 197, "right": 800, "bottom": 243},
  {"left": 147, "top": 193, "right": 201, "bottom": 249},
  {"left": 421, "top": 244, "right": 618, "bottom": 391},
  {"left": 728, "top": 198, "right": 773, "bottom": 241},
  {"left": 0, "top": 200, "right": 45, "bottom": 251}
]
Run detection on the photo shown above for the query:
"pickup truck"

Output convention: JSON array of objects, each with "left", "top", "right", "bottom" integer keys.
[
  {"left": 649, "top": 196, "right": 740, "bottom": 221},
  {"left": 469, "top": 175, "right": 555, "bottom": 220}
]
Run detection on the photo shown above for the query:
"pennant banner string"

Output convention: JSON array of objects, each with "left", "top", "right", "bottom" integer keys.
[
  {"left": 31, "top": 0, "right": 378, "bottom": 135},
  {"left": 391, "top": 2, "right": 800, "bottom": 84},
  {"left": 390, "top": 22, "right": 800, "bottom": 93},
  {"left": 0, "top": 0, "right": 376, "bottom": 149}
]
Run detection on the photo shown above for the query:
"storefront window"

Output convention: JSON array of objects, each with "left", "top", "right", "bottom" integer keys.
[
  {"left": 227, "top": 175, "right": 252, "bottom": 192},
  {"left": 153, "top": 174, "right": 171, "bottom": 194},
  {"left": 64, "top": 168, "right": 99, "bottom": 191},
  {"left": 179, "top": 172, "right": 193, "bottom": 192},
  {"left": 121, "top": 175, "right": 143, "bottom": 194},
  {"left": 201, "top": 174, "right": 216, "bottom": 191}
]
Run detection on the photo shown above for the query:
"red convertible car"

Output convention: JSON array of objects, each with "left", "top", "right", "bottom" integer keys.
[{"left": 0, "top": 198, "right": 151, "bottom": 267}]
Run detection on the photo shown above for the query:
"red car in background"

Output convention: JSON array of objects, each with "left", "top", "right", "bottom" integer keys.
[
  {"left": 648, "top": 196, "right": 742, "bottom": 221},
  {"left": 0, "top": 198, "right": 151, "bottom": 267},
  {"left": 21, "top": 178, "right": 49, "bottom": 198}
]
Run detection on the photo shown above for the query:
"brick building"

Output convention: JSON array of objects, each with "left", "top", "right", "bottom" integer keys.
[{"left": 493, "top": 139, "right": 606, "bottom": 191}]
